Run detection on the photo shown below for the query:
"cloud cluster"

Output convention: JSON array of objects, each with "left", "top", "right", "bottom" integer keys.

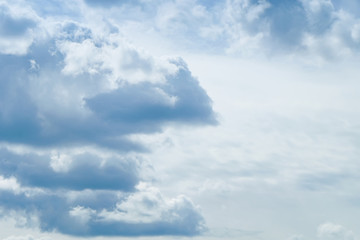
[
  {"left": 88, "top": 0, "right": 360, "bottom": 60},
  {"left": 0, "top": 171, "right": 205, "bottom": 236},
  {"left": 216, "top": 0, "right": 360, "bottom": 59},
  {"left": 0, "top": 0, "right": 214, "bottom": 237}
]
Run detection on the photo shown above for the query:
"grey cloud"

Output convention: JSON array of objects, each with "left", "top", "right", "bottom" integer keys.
[
  {"left": 0, "top": 186, "right": 205, "bottom": 237},
  {"left": 0, "top": 147, "right": 205, "bottom": 236},
  {"left": 0, "top": 148, "right": 139, "bottom": 191},
  {"left": 0, "top": 22, "right": 216, "bottom": 151},
  {"left": 265, "top": 0, "right": 308, "bottom": 49},
  {"left": 0, "top": 190, "right": 108, "bottom": 235},
  {"left": 116, "top": 0, "right": 360, "bottom": 58},
  {"left": 227, "top": 0, "right": 360, "bottom": 57},
  {"left": 0, "top": 2, "right": 213, "bottom": 237},
  {"left": 246, "top": 0, "right": 334, "bottom": 51},
  {"left": 86, "top": 59, "right": 217, "bottom": 126}
]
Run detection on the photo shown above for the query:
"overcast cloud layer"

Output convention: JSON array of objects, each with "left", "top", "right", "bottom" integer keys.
[{"left": 1, "top": 0, "right": 360, "bottom": 240}]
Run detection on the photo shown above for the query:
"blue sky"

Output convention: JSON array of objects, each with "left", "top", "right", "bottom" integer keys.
[{"left": 1, "top": 0, "right": 360, "bottom": 240}]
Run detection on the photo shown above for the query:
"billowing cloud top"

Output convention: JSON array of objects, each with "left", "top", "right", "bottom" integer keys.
[{"left": 0, "top": 18, "right": 216, "bottom": 150}]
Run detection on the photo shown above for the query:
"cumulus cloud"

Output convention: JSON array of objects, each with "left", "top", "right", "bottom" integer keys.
[
  {"left": 0, "top": 15, "right": 216, "bottom": 150},
  {"left": 86, "top": 58, "right": 216, "bottom": 125},
  {"left": 0, "top": 145, "right": 205, "bottom": 236},
  {"left": 0, "top": 0, "right": 214, "bottom": 237},
  {"left": 0, "top": 180, "right": 205, "bottom": 236}
]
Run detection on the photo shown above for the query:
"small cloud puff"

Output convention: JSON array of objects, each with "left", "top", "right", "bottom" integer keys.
[
  {"left": 287, "top": 223, "right": 356, "bottom": 240},
  {"left": 317, "top": 223, "right": 355, "bottom": 240}
]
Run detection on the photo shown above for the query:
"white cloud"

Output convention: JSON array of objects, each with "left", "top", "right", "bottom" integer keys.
[
  {"left": 98, "top": 183, "right": 204, "bottom": 226},
  {"left": 69, "top": 206, "right": 96, "bottom": 224},
  {"left": 0, "top": 1, "right": 41, "bottom": 55},
  {"left": 350, "top": 21, "right": 360, "bottom": 42},
  {"left": 49, "top": 152, "right": 73, "bottom": 172},
  {"left": 317, "top": 223, "right": 356, "bottom": 240},
  {"left": 300, "top": 0, "right": 334, "bottom": 15},
  {"left": 221, "top": 0, "right": 270, "bottom": 55},
  {"left": 56, "top": 30, "right": 178, "bottom": 85},
  {"left": 0, "top": 176, "right": 21, "bottom": 194}
]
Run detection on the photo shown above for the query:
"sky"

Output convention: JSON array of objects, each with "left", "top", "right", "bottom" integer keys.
[{"left": 1, "top": 0, "right": 360, "bottom": 240}]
